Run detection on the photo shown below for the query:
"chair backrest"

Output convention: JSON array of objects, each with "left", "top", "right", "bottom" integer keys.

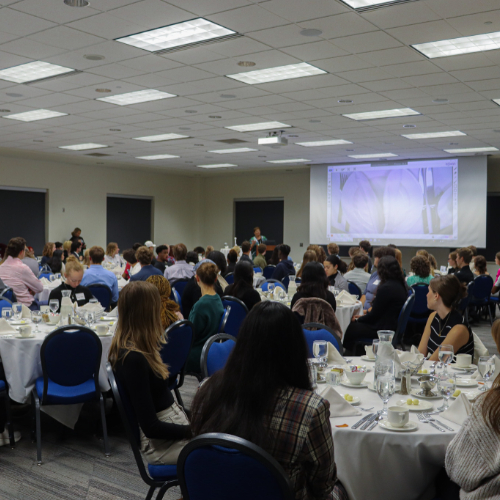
[
  {"left": 253, "top": 267, "right": 263, "bottom": 274},
  {"left": 171, "top": 288, "right": 183, "bottom": 314},
  {"left": 178, "top": 433, "right": 294, "bottom": 500},
  {"left": 39, "top": 273, "right": 54, "bottom": 280},
  {"left": 347, "top": 281, "right": 362, "bottom": 297},
  {"left": 224, "top": 273, "right": 234, "bottom": 285},
  {"left": 200, "top": 333, "right": 236, "bottom": 378},
  {"left": 393, "top": 293, "right": 415, "bottom": 348},
  {"left": 458, "top": 282, "right": 473, "bottom": 314},
  {"left": 302, "top": 323, "right": 343, "bottom": 355},
  {"left": 172, "top": 278, "right": 190, "bottom": 298},
  {"left": 471, "top": 275, "right": 494, "bottom": 301},
  {"left": 87, "top": 284, "right": 112, "bottom": 310},
  {"left": 40, "top": 326, "right": 101, "bottom": 402},
  {"left": 160, "top": 320, "right": 194, "bottom": 387},
  {"left": 262, "top": 266, "right": 276, "bottom": 280},
  {"left": 221, "top": 297, "right": 248, "bottom": 338},
  {"left": 260, "top": 279, "right": 286, "bottom": 292},
  {"left": 218, "top": 307, "right": 230, "bottom": 334},
  {"left": 0, "top": 288, "right": 14, "bottom": 302},
  {"left": 0, "top": 298, "right": 12, "bottom": 310},
  {"left": 410, "top": 283, "right": 431, "bottom": 316}
]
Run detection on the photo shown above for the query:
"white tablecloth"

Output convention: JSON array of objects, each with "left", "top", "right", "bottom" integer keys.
[
  {"left": 335, "top": 301, "right": 363, "bottom": 339},
  {"left": 0, "top": 321, "right": 113, "bottom": 429},
  {"left": 329, "top": 358, "right": 458, "bottom": 500}
]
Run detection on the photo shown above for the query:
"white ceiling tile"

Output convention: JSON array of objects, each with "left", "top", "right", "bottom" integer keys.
[
  {"left": 87, "top": 63, "right": 145, "bottom": 79},
  {"left": 450, "top": 66, "right": 500, "bottom": 82},
  {"left": 332, "top": 31, "right": 403, "bottom": 54},
  {"left": 360, "top": 78, "right": 413, "bottom": 92},
  {"left": 386, "top": 20, "right": 463, "bottom": 45},
  {"left": 314, "top": 55, "right": 374, "bottom": 73},
  {"left": 9, "top": 0, "right": 99, "bottom": 23},
  {"left": 428, "top": 0, "right": 500, "bottom": 18},
  {"left": 246, "top": 24, "right": 311, "bottom": 49},
  {"left": 27, "top": 26, "right": 105, "bottom": 51},
  {"left": 119, "top": 55, "right": 183, "bottom": 73},
  {"left": 205, "top": 37, "right": 271, "bottom": 57},
  {"left": 280, "top": 40, "right": 349, "bottom": 61},
  {"left": 361, "top": 2, "right": 441, "bottom": 29},
  {"left": 66, "top": 13, "right": 150, "bottom": 40},
  {"left": 208, "top": 5, "right": 289, "bottom": 33},
  {"left": 0, "top": 31, "right": 20, "bottom": 45},
  {"left": 378, "top": 88, "right": 429, "bottom": 100},
  {"left": 445, "top": 10, "right": 500, "bottom": 36},
  {"left": 336, "top": 67, "right": 394, "bottom": 83},
  {"left": 158, "top": 48, "right": 224, "bottom": 65},
  {"left": 64, "top": 82, "right": 144, "bottom": 99},
  {"left": 466, "top": 79, "right": 500, "bottom": 92},
  {"left": 259, "top": 0, "right": 348, "bottom": 23},
  {"left": 431, "top": 53, "right": 495, "bottom": 72},
  {"left": 0, "top": 38, "right": 67, "bottom": 59},
  {"left": 166, "top": 0, "right": 250, "bottom": 16},
  {"left": 382, "top": 60, "right": 445, "bottom": 78},
  {"left": 357, "top": 47, "right": 423, "bottom": 67},
  {"left": 152, "top": 66, "right": 217, "bottom": 84},
  {"left": 14, "top": 93, "right": 86, "bottom": 109},
  {"left": 402, "top": 73, "right": 459, "bottom": 87},
  {"left": 0, "top": 7, "right": 56, "bottom": 36},
  {"left": 253, "top": 74, "right": 349, "bottom": 94},
  {"left": 302, "top": 13, "right": 378, "bottom": 39},
  {"left": 419, "top": 82, "right": 476, "bottom": 96}
]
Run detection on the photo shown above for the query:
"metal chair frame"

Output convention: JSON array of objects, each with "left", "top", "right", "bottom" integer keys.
[
  {"left": 200, "top": 333, "right": 236, "bottom": 379},
  {"left": 302, "top": 322, "right": 343, "bottom": 355}
]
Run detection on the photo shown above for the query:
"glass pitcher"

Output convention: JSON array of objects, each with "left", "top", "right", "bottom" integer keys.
[{"left": 375, "top": 330, "right": 395, "bottom": 384}]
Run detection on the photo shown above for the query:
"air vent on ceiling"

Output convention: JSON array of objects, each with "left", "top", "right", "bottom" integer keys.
[
  {"left": 85, "top": 153, "right": 111, "bottom": 157},
  {"left": 216, "top": 138, "right": 249, "bottom": 144},
  {"left": 155, "top": 33, "right": 243, "bottom": 55}
]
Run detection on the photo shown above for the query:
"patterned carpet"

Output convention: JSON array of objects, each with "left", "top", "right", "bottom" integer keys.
[{"left": 0, "top": 322, "right": 497, "bottom": 500}]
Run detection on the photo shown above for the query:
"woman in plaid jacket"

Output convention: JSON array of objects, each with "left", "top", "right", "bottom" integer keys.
[{"left": 190, "top": 301, "right": 348, "bottom": 500}]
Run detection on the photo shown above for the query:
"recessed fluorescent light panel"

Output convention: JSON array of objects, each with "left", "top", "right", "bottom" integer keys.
[
  {"left": 297, "top": 139, "right": 353, "bottom": 147},
  {"left": 267, "top": 159, "right": 310, "bottom": 164},
  {"left": 227, "top": 63, "right": 326, "bottom": 85},
  {"left": 0, "top": 61, "right": 76, "bottom": 83},
  {"left": 348, "top": 153, "right": 398, "bottom": 158},
  {"left": 339, "top": 0, "right": 407, "bottom": 9},
  {"left": 492, "top": 99, "right": 500, "bottom": 106},
  {"left": 97, "top": 89, "right": 176, "bottom": 106},
  {"left": 3, "top": 109, "right": 68, "bottom": 122},
  {"left": 226, "top": 121, "right": 291, "bottom": 132},
  {"left": 402, "top": 131, "right": 466, "bottom": 139},
  {"left": 197, "top": 163, "right": 237, "bottom": 169},
  {"left": 443, "top": 147, "right": 499, "bottom": 153},
  {"left": 133, "top": 133, "right": 189, "bottom": 142},
  {"left": 116, "top": 18, "right": 236, "bottom": 52},
  {"left": 59, "top": 143, "right": 108, "bottom": 151},
  {"left": 136, "top": 154, "right": 179, "bottom": 160},
  {"left": 209, "top": 148, "right": 258, "bottom": 154},
  {"left": 413, "top": 31, "right": 500, "bottom": 59},
  {"left": 343, "top": 108, "right": 420, "bottom": 120}
]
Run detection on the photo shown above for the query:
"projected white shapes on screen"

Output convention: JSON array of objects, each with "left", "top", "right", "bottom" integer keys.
[
  {"left": 382, "top": 169, "right": 423, "bottom": 234},
  {"left": 438, "top": 187, "right": 453, "bottom": 230}
]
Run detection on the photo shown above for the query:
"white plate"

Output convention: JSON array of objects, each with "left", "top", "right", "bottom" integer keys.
[
  {"left": 360, "top": 355, "right": 376, "bottom": 362},
  {"left": 455, "top": 379, "right": 478, "bottom": 387},
  {"left": 10, "top": 320, "right": 29, "bottom": 325},
  {"left": 367, "top": 382, "right": 401, "bottom": 392},
  {"left": 338, "top": 394, "right": 360, "bottom": 405},
  {"left": 451, "top": 391, "right": 481, "bottom": 401},
  {"left": 15, "top": 334, "right": 35, "bottom": 339},
  {"left": 410, "top": 389, "right": 442, "bottom": 400},
  {"left": 396, "top": 399, "right": 433, "bottom": 412},
  {"left": 96, "top": 333, "right": 113, "bottom": 337},
  {"left": 379, "top": 420, "right": 418, "bottom": 432},
  {"left": 340, "top": 381, "right": 368, "bottom": 389},
  {"left": 100, "top": 316, "right": 117, "bottom": 321},
  {"left": 450, "top": 364, "right": 477, "bottom": 371}
]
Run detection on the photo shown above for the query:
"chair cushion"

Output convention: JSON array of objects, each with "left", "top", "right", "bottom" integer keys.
[
  {"left": 148, "top": 464, "right": 177, "bottom": 480},
  {"left": 0, "top": 380, "right": 5, "bottom": 392},
  {"left": 35, "top": 376, "right": 98, "bottom": 405}
]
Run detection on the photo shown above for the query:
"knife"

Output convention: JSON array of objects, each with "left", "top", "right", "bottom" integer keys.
[
  {"left": 426, "top": 415, "right": 454, "bottom": 432},
  {"left": 423, "top": 418, "right": 446, "bottom": 433},
  {"left": 352, "top": 413, "right": 374, "bottom": 429},
  {"left": 367, "top": 419, "right": 379, "bottom": 431},
  {"left": 360, "top": 413, "right": 379, "bottom": 430}
]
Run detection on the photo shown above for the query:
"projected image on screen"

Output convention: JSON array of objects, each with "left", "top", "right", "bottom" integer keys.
[{"left": 326, "top": 159, "right": 458, "bottom": 243}]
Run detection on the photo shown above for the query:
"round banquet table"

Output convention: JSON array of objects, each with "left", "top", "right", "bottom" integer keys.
[
  {"left": 329, "top": 357, "right": 460, "bottom": 500},
  {"left": 0, "top": 320, "right": 114, "bottom": 429},
  {"left": 335, "top": 301, "right": 363, "bottom": 338}
]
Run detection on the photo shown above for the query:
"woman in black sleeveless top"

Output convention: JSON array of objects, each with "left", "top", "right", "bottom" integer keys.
[{"left": 418, "top": 274, "right": 474, "bottom": 360}]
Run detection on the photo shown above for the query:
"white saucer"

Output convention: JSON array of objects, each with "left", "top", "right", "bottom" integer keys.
[
  {"left": 455, "top": 379, "right": 478, "bottom": 387},
  {"left": 410, "top": 389, "right": 442, "bottom": 400},
  {"left": 11, "top": 320, "right": 29, "bottom": 325},
  {"left": 396, "top": 399, "right": 433, "bottom": 412},
  {"left": 379, "top": 420, "right": 418, "bottom": 432},
  {"left": 338, "top": 394, "right": 360, "bottom": 405},
  {"left": 15, "top": 334, "right": 35, "bottom": 339},
  {"left": 451, "top": 391, "right": 480, "bottom": 401},
  {"left": 340, "top": 381, "right": 368, "bottom": 389},
  {"left": 360, "top": 355, "right": 376, "bottom": 362},
  {"left": 96, "top": 333, "right": 112, "bottom": 337},
  {"left": 450, "top": 364, "right": 477, "bottom": 371},
  {"left": 100, "top": 316, "right": 117, "bottom": 321}
]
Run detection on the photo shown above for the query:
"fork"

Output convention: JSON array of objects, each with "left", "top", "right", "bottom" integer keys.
[
  {"left": 417, "top": 413, "right": 445, "bottom": 432},
  {"left": 423, "top": 413, "right": 454, "bottom": 432}
]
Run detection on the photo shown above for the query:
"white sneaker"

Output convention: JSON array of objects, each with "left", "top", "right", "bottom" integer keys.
[{"left": 0, "top": 429, "right": 21, "bottom": 446}]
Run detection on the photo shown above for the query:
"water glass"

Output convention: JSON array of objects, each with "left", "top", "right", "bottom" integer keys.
[
  {"left": 49, "top": 275, "right": 56, "bottom": 283},
  {"left": 31, "top": 310, "right": 42, "bottom": 332},
  {"left": 377, "top": 374, "right": 396, "bottom": 415},
  {"left": 268, "top": 283, "right": 275, "bottom": 298},
  {"left": 326, "top": 366, "right": 344, "bottom": 386},
  {"left": 372, "top": 340, "right": 380, "bottom": 359},
  {"left": 478, "top": 356, "right": 495, "bottom": 391},
  {"left": 2, "top": 308, "right": 12, "bottom": 321},
  {"left": 85, "top": 311, "right": 95, "bottom": 328},
  {"left": 12, "top": 303, "right": 22, "bottom": 321},
  {"left": 438, "top": 344, "right": 454, "bottom": 374},
  {"left": 313, "top": 340, "right": 328, "bottom": 367},
  {"left": 54, "top": 273, "right": 62, "bottom": 281},
  {"left": 437, "top": 372, "right": 456, "bottom": 411},
  {"left": 49, "top": 299, "right": 59, "bottom": 315},
  {"left": 374, "top": 359, "right": 394, "bottom": 387}
]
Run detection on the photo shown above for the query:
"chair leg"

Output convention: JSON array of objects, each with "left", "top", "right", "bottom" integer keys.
[
  {"left": 173, "top": 388, "right": 184, "bottom": 410},
  {"left": 155, "top": 480, "right": 179, "bottom": 500},
  {"left": 3, "top": 392, "right": 15, "bottom": 449},
  {"left": 488, "top": 304, "right": 493, "bottom": 326},
  {"left": 145, "top": 485, "right": 156, "bottom": 500},
  {"left": 32, "top": 392, "right": 42, "bottom": 465},
  {"left": 99, "top": 393, "right": 110, "bottom": 457}
]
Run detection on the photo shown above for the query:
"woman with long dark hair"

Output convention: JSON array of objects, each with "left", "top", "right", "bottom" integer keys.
[
  {"left": 224, "top": 261, "right": 261, "bottom": 311},
  {"left": 190, "top": 302, "right": 348, "bottom": 500},
  {"left": 343, "top": 256, "right": 408, "bottom": 354},
  {"left": 324, "top": 255, "right": 348, "bottom": 292},
  {"left": 291, "top": 261, "right": 336, "bottom": 312}
]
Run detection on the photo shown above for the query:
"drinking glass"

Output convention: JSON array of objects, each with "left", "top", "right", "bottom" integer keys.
[
  {"left": 49, "top": 275, "right": 56, "bottom": 283},
  {"left": 438, "top": 344, "right": 454, "bottom": 374},
  {"left": 372, "top": 340, "right": 380, "bottom": 359},
  {"left": 89, "top": 298, "right": 98, "bottom": 305},
  {"left": 85, "top": 311, "right": 95, "bottom": 328},
  {"left": 12, "top": 303, "right": 22, "bottom": 321},
  {"left": 49, "top": 300, "right": 59, "bottom": 315},
  {"left": 268, "top": 283, "right": 275, "bottom": 298},
  {"left": 377, "top": 374, "right": 396, "bottom": 415},
  {"left": 313, "top": 340, "right": 328, "bottom": 368},
  {"left": 276, "top": 287, "right": 287, "bottom": 303},
  {"left": 31, "top": 311, "right": 42, "bottom": 333},
  {"left": 437, "top": 372, "right": 456, "bottom": 411},
  {"left": 478, "top": 356, "right": 495, "bottom": 391},
  {"left": 2, "top": 308, "right": 12, "bottom": 321},
  {"left": 54, "top": 273, "right": 62, "bottom": 281},
  {"left": 374, "top": 359, "right": 394, "bottom": 388},
  {"left": 326, "top": 366, "right": 344, "bottom": 386}
]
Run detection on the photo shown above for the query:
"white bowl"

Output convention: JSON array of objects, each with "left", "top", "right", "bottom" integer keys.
[{"left": 344, "top": 370, "right": 367, "bottom": 385}]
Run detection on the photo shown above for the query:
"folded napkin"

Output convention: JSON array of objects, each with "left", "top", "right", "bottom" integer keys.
[
  {"left": 471, "top": 355, "right": 500, "bottom": 380},
  {"left": 336, "top": 290, "right": 357, "bottom": 305},
  {"left": 79, "top": 302, "right": 103, "bottom": 312},
  {"left": 0, "top": 318, "right": 16, "bottom": 335},
  {"left": 40, "top": 277, "right": 51, "bottom": 286},
  {"left": 117, "top": 278, "right": 128, "bottom": 288},
  {"left": 316, "top": 385, "right": 361, "bottom": 417},
  {"left": 107, "top": 307, "right": 118, "bottom": 318},
  {"left": 441, "top": 393, "right": 472, "bottom": 425},
  {"left": 327, "top": 342, "right": 346, "bottom": 365},
  {"left": 21, "top": 304, "right": 31, "bottom": 318},
  {"left": 398, "top": 346, "right": 424, "bottom": 364}
]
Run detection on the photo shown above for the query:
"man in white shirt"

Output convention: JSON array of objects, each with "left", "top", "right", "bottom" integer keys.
[
  {"left": 344, "top": 253, "right": 371, "bottom": 294},
  {"left": 164, "top": 243, "right": 194, "bottom": 284}
]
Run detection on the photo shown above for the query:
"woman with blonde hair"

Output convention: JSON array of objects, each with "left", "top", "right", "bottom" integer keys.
[
  {"left": 41, "top": 242, "right": 55, "bottom": 267},
  {"left": 308, "top": 244, "right": 326, "bottom": 266},
  {"left": 146, "top": 275, "right": 183, "bottom": 329},
  {"left": 83, "top": 249, "right": 91, "bottom": 267},
  {"left": 109, "top": 281, "right": 191, "bottom": 465},
  {"left": 104, "top": 242, "right": 122, "bottom": 267},
  {"left": 296, "top": 250, "right": 317, "bottom": 279},
  {"left": 63, "top": 240, "right": 72, "bottom": 263}
]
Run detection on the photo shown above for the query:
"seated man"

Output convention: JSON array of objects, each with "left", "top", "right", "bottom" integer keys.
[
  {"left": 153, "top": 245, "right": 170, "bottom": 274},
  {"left": 130, "top": 246, "right": 163, "bottom": 282},
  {"left": 344, "top": 253, "right": 371, "bottom": 294},
  {"left": 362, "top": 246, "right": 396, "bottom": 310},
  {"left": 0, "top": 237, "right": 43, "bottom": 308},
  {"left": 271, "top": 244, "right": 296, "bottom": 281},
  {"left": 327, "top": 242, "right": 339, "bottom": 256},
  {"left": 144, "top": 241, "right": 157, "bottom": 266},
  {"left": 455, "top": 247, "right": 474, "bottom": 285},
  {"left": 70, "top": 240, "right": 82, "bottom": 260},
  {"left": 164, "top": 243, "right": 194, "bottom": 284},
  {"left": 239, "top": 241, "right": 253, "bottom": 265},
  {"left": 81, "top": 246, "right": 119, "bottom": 304},
  {"left": 253, "top": 244, "right": 267, "bottom": 270}
]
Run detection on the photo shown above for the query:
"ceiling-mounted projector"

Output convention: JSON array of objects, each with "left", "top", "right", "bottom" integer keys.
[{"left": 258, "top": 131, "right": 288, "bottom": 146}]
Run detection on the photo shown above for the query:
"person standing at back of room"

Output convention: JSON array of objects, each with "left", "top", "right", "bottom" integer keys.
[{"left": 250, "top": 227, "right": 267, "bottom": 259}]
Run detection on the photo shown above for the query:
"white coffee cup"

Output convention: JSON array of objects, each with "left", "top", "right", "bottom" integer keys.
[
  {"left": 95, "top": 324, "right": 109, "bottom": 336},
  {"left": 455, "top": 353, "right": 472, "bottom": 368},
  {"left": 365, "top": 345, "right": 375, "bottom": 359},
  {"left": 387, "top": 406, "right": 409, "bottom": 428},
  {"left": 19, "top": 325, "right": 32, "bottom": 338}
]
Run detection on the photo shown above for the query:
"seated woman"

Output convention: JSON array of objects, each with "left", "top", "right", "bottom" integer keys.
[
  {"left": 324, "top": 255, "right": 348, "bottom": 292},
  {"left": 48, "top": 259, "right": 94, "bottom": 311},
  {"left": 122, "top": 248, "right": 139, "bottom": 280},
  {"left": 343, "top": 256, "right": 407, "bottom": 354},
  {"left": 296, "top": 250, "right": 317, "bottom": 279},
  {"left": 225, "top": 249, "right": 238, "bottom": 275},
  {"left": 186, "top": 251, "right": 198, "bottom": 266},
  {"left": 40, "top": 242, "right": 55, "bottom": 268},
  {"left": 146, "top": 275, "right": 183, "bottom": 330},
  {"left": 190, "top": 301, "right": 348, "bottom": 500},
  {"left": 224, "top": 261, "right": 261, "bottom": 311},
  {"left": 418, "top": 274, "right": 473, "bottom": 360},
  {"left": 207, "top": 250, "right": 229, "bottom": 291},
  {"left": 407, "top": 255, "right": 432, "bottom": 286},
  {"left": 417, "top": 249, "right": 435, "bottom": 276},
  {"left": 104, "top": 242, "right": 122, "bottom": 267},
  {"left": 291, "top": 261, "right": 336, "bottom": 312},
  {"left": 445, "top": 375, "right": 500, "bottom": 497},
  {"left": 186, "top": 262, "right": 224, "bottom": 375},
  {"left": 48, "top": 249, "right": 65, "bottom": 274},
  {"left": 109, "top": 281, "right": 191, "bottom": 465},
  {"left": 448, "top": 251, "right": 458, "bottom": 275},
  {"left": 474, "top": 255, "right": 489, "bottom": 276}
]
